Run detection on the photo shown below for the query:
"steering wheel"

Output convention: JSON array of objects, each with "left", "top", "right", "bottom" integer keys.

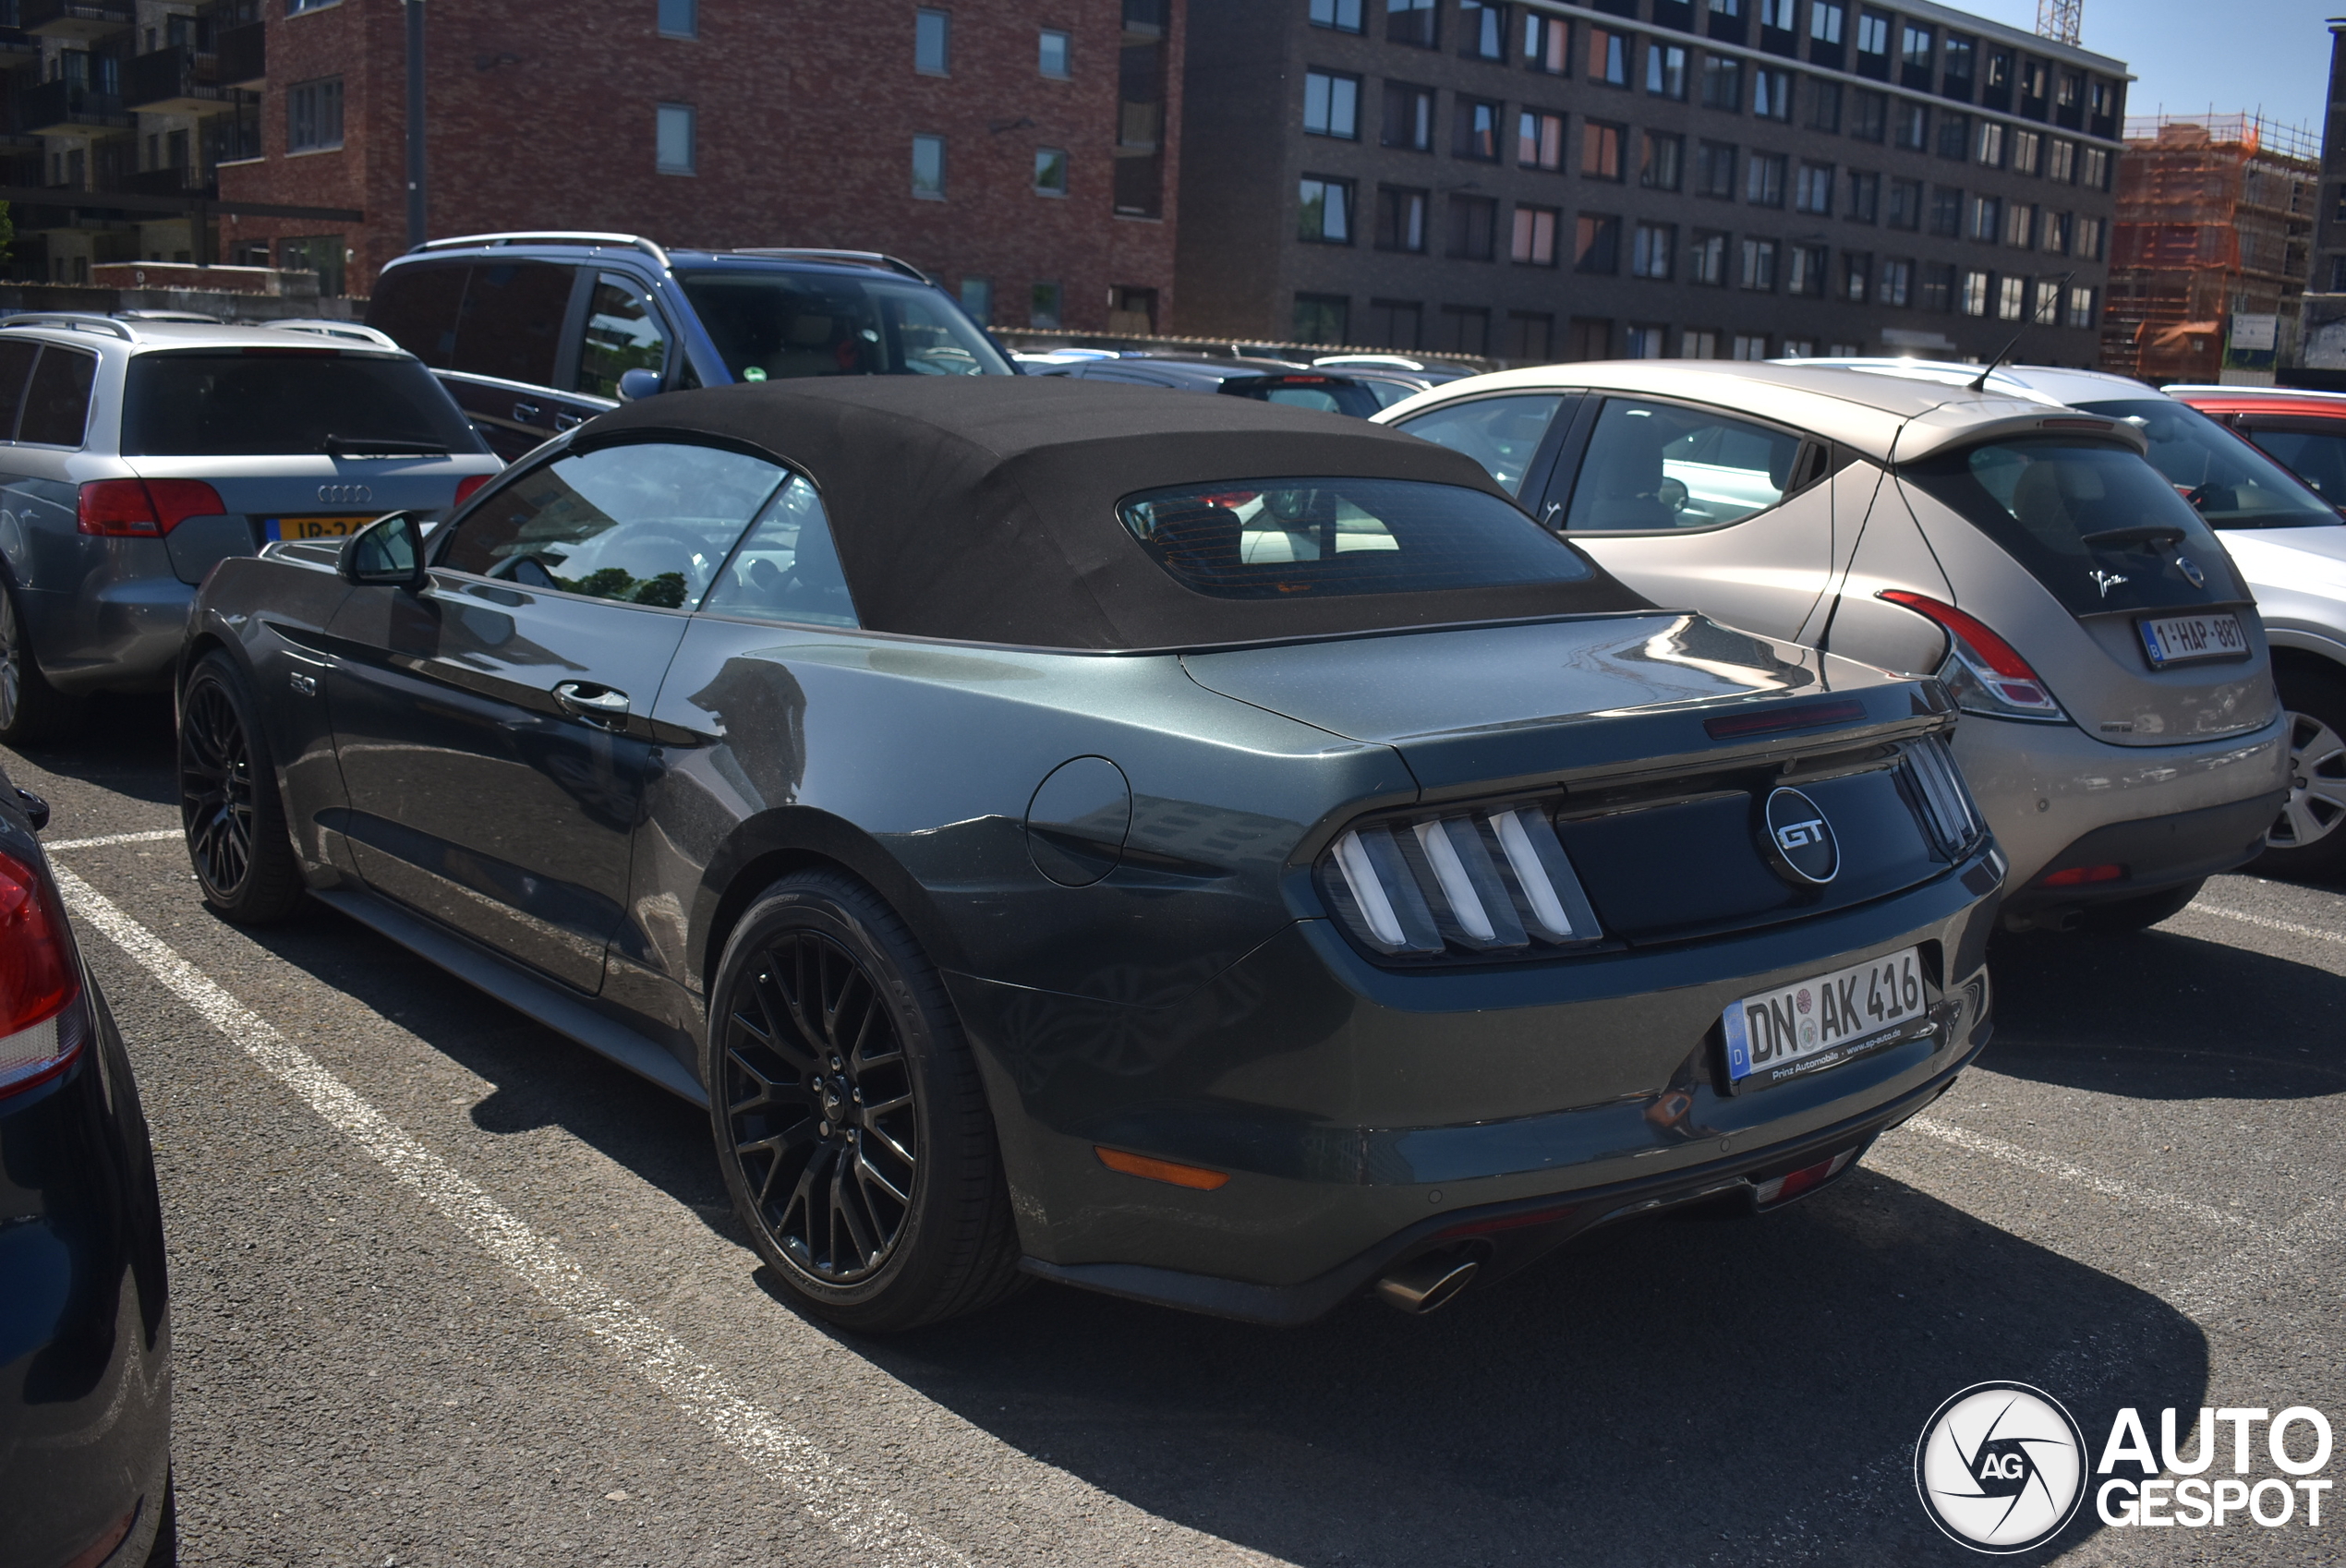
[
  {"left": 593, "top": 520, "right": 725, "bottom": 592},
  {"left": 1657, "top": 476, "right": 1690, "bottom": 513}
]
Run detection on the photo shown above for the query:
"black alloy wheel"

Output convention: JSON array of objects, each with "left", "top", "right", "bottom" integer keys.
[
  {"left": 0, "top": 581, "right": 80, "bottom": 744},
  {"left": 707, "top": 870, "right": 1022, "bottom": 1332},
  {"left": 178, "top": 653, "right": 305, "bottom": 924}
]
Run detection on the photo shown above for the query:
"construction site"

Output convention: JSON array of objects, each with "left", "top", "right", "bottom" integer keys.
[{"left": 2100, "top": 113, "right": 2321, "bottom": 384}]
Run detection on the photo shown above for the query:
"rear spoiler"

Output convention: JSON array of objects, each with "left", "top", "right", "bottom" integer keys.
[{"left": 1891, "top": 401, "right": 2148, "bottom": 465}]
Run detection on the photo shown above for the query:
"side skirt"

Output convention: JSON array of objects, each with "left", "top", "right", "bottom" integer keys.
[{"left": 310, "top": 887, "right": 708, "bottom": 1107}]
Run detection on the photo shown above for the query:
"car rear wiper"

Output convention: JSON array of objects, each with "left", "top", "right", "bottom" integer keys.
[{"left": 324, "top": 435, "right": 451, "bottom": 459}]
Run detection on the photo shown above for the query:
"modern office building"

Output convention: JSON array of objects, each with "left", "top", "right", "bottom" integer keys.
[{"left": 1175, "top": 0, "right": 2126, "bottom": 362}]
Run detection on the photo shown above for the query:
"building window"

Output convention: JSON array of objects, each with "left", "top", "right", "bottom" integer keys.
[
  {"left": 1746, "top": 152, "right": 1784, "bottom": 207},
  {"left": 1625, "top": 323, "right": 1667, "bottom": 359},
  {"left": 1917, "top": 261, "right": 1952, "bottom": 310},
  {"left": 1893, "top": 101, "right": 1928, "bottom": 151},
  {"left": 1960, "top": 269, "right": 1989, "bottom": 316},
  {"left": 1304, "top": 71, "right": 1360, "bottom": 138},
  {"left": 2011, "top": 128, "right": 2040, "bottom": 175},
  {"left": 2041, "top": 211, "right": 2072, "bottom": 255},
  {"left": 1731, "top": 333, "right": 1769, "bottom": 360},
  {"left": 1941, "top": 33, "right": 1975, "bottom": 96},
  {"left": 1851, "top": 90, "right": 1887, "bottom": 140},
  {"left": 1309, "top": 0, "right": 1363, "bottom": 31},
  {"left": 915, "top": 8, "right": 949, "bottom": 75},
  {"left": 1368, "top": 298, "right": 1422, "bottom": 348},
  {"left": 1640, "top": 132, "right": 1684, "bottom": 190},
  {"left": 1888, "top": 176, "right": 1921, "bottom": 228},
  {"left": 1781, "top": 338, "right": 1816, "bottom": 358},
  {"left": 1701, "top": 55, "right": 1742, "bottom": 111},
  {"left": 1034, "top": 148, "right": 1069, "bottom": 196},
  {"left": 1519, "top": 110, "right": 1565, "bottom": 169},
  {"left": 1683, "top": 329, "right": 1720, "bottom": 358},
  {"left": 1899, "top": 22, "right": 1931, "bottom": 87},
  {"left": 656, "top": 103, "right": 696, "bottom": 175},
  {"left": 1039, "top": 29, "right": 1071, "bottom": 77},
  {"left": 1566, "top": 317, "right": 1611, "bottom": 359},
  {"left": 1384, "top": 82, "right": 1435, "bottom": 150},
  {"left": 1689, "top": 229, "right": 1727, "bottom": 283},
  {"left": 658, "top": 0, "right": 697, "bottom": 40},
  {"left": 1449, "top": 194, "right": 1498, "bottom": 259},
  {"left": 1455, "top": 98, "right": 1503, "bottom": 160},
  {"left": 1739, "top": 236, "right": 1777, "bottom": 289},
  {"left": 2032, "top": 278, "right": 2062, "bottom": 325},
  {"left": 1696, "top": 139, "right": 1736, "bottom": 199},
  {"left": 1856, "top": 9, "right": 1889, "bottom": 58},
  {"left": 1753, "top": 68, "right": 1792, "bottom": 121},
  {"left": 1759, "top": 0, "right": 1795, "bottom": 30},
  {"left": 1443, "top": 306, "right": 1493, "bottom": 355},
  {"left": 1299, "top": 176, "right": 1354, "bottom": 243},
  {"left": 1462, "top": 0, "right": 1507, "bottom": 60},
  {"left": 1786, "top": 244, "right": 1826, "bottom": 296},
  {"left": 2003, "top": 201, "right": 2034, "bottom": 247},
  {"left": 1294, "top": 294, "right": 1349, "bottom": 342},
  {"left": 1967, "top": 194, "right": 2001, "bottom": 241},
  {"left": 1031, "top": 282, "right": 1063, "bottom": 329},
  {"left": 1975, "top": 120, "right": 2005, "bottom": 168},
  {"left": 1808, "top": 78, "right": 1842, "bottom": 131},
  {"left": 1811, "top": 0, "right": 1844, "bottom": 42},
  {"left": 1847, "top": 170, "right": 1880, "bottom": 222},
  {"left": 1524, "top": 10, "right": 1567, "bottom": 72},
  {"left": 287, "top": 78, "right": 344, "bottom": 152},
  {"left": 2066, "top": 284, "right": 2096, "bottom": 330},
  {"left": 1936, "top": 113, "right": 1969, "bottom": 161},
  {"left": 1590, "top": 27, "right": 1629, "bottom": 86},
  {"left": 2081, "top": 147, "right": 2110, "bottom": 188},
  {"left": 1631, "top": 222, "right": 1675, "bottom": 278},
  {"left": 1796, "top": 162, "right": 1833, "bottom": 214},
  {"left": 910, "top": 132, "right": 943, "bottom": 197},
  {"left": 1929, "top": 186, "right": 1962, "bottom": 236},
  {"left": 1505, "top": 311, "right": 1554, "bottom": 360},
  {"left": 1582, "top": 120, "right": 1625, "bottom": 180},
  {"left": 2075, "top": 215, "right": 2104, "bottom": 260},
  {"left": 1838, "top": 251, "right": 1866, "bottom": 304},
  {"left": 1648, "top": 42, "right": 1687, "bottom": 100},
  {"left": 1376, "top": 186, "right": 1429, "bottom": 251},
  {"left": 1880, "top": 257, "right": 1912, "bottom": 306},
  {"left": 1512, "top": 204, "right": 1559, "bottom": 264},
  {"left": 2048, "top": 139, "right": 2074, "bottom": 182},
  {"left": 1995, "top": 274, "right": 2025, "bottom": 320},
  {"left": 1575, "top": 213, "right": 1621, "bottom": 272},
  {"left": 1388, "top": 0, "right": 1438, "bottom": 48},
  {"left": 959, "top": 278, "right": 992, "bottom": 324}
]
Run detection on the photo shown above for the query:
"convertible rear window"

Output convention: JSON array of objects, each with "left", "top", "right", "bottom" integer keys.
[
  {"left": 2071, "top": 397, "right": 2335, "bottom": 530},
  {"left": 123, "top": 350, "right": 484, "bottom": 456},
  {"left": 1117, "top": 477, "right": 1594, "bottom": 599},
  {"left": 1901, "top": 438, "right": 2243, "bottom": 616}
]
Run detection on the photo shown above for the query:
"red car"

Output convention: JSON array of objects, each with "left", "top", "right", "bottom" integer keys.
[{"left": 2165, "top": 385, "right": 2346, "bottom": 512}]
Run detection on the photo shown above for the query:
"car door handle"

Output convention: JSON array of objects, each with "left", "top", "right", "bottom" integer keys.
[
  {"left": 553, "top": 412, "right": 585, "bottom": 432},
  {"left": 513, "top": 401, "right": 542, "bottom": 422},
  {"left": 552, "top": 681, "right": 630, "bottom": 724}
]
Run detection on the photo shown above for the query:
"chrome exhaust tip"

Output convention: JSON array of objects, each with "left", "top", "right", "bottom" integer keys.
[{"left": 1373, "top": 1253, "right": 1480, "bottom": 1315}]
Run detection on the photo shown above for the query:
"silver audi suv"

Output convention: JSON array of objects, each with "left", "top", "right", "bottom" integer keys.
[
  {"left": 0, "top": 313, "right": 500, "bottom": 742},
  {"left": 1378, "top": 361, "right": 2290, "bottom": 932}
]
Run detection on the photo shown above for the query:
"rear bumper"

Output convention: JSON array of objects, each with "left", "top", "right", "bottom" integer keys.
[
  {"left": 22, "top": 572, "right": 195, "bottom": 695},
  {"left": 2002, "top": 788, "right": 2285, "bottom": 918}
]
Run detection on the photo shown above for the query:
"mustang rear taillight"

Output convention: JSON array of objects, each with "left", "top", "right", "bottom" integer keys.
[
  {"left": 1321, "top": 804, "right": 1602, "bottom": 959},
  {"left": 0, "top": 848, "right": 85, "bottom": 1096},
  {"left": 77, "top": 478, "right": 227, "bottom": 537},
  {"left": 1878, "top": 590, "right": 2066, "bottom": 722},
  {"left": 1901, "top": 732, "right": 1987, "bottom": 857}
]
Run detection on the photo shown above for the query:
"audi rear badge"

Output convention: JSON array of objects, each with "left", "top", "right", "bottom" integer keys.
[
  {"left": 319, "top": 484, "right": 372, "bottom": 506},
  {"left": 1762, "top": 787, "right": 1839, "bottom": 887}
]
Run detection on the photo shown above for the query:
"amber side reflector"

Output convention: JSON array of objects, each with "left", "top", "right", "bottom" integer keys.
[{"left": 1094, "top": 1146, "right": 1230, "bottom": 1190}]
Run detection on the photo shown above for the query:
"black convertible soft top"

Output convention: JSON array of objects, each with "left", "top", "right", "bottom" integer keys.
[{"left": 584, "top": 376, "right": 1647, "bottom": 650}]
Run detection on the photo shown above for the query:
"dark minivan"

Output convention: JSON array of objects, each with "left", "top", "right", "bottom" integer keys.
[{"left": 365, "top": 232, "right": 1016, "bottom": 460}]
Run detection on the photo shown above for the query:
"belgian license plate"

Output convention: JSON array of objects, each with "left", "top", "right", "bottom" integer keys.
[
  {"left": 1723, "top": 946, "right": 1927, "bottom": 1089},
  {"left": 264, "top": 514, "right": 376, "bottom": 542},
  {"left": 2138, "top": 611, "right": 2247, "bottom": 668}
]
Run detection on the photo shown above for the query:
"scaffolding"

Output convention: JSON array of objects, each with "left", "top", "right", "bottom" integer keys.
[{"left": 2101, "top": 114, "right": 2320, "bottom": 381}]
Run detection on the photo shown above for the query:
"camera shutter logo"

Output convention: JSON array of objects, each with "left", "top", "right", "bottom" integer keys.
[
  {"left": 1916, "top": 1382, "right": 2088, "bottom": 1553},
  {"left": 1761, "top": 786, "right": 1839, "bottom": 886}
]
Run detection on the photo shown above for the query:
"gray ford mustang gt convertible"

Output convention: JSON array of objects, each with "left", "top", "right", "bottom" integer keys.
[{"left": 176, "top": 378, "right": 2001, "bottom": 1330}]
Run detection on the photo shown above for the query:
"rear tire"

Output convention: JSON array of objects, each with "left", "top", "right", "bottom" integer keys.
[
  {"left": 0, "top": 580, "right": 81, "bottom": 745},
  {"left": 706, "top": 870, "right": 1022, "bottom": 1333},
  {"left": 2254, "top": 669, "right": 2346, "bottom": 881},
  {"left": 179, "top": 652, "right": 306, "bottom": 924},
  {"left": 2075, "top": 878, "right": 2204, "bottom": 935}
]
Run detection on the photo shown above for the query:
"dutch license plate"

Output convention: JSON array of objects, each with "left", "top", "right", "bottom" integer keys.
[
  {"left": 2138, "top": 611, "right": 2247, "bottom": 668},
  {"left": 1723, "top": 946, "right": 1927, "bottom": 1089},
  {"left": 264, "top": 514, "right": 376, "bottom": 542}
]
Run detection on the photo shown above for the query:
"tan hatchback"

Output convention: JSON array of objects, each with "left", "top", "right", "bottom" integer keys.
[{"left": 1378, "top": 361, "right": 2289, "bottom": 932}]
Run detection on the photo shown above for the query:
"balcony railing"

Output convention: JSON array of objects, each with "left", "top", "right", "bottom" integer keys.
[
  {"left": 213, "top": 13, "right": 261, "bottom": 87},
  {"left": 20, "top": 0, "right": 132, "bottom": 41},
  {"left": 21, "top": 76, "right": 128, "bottom": 134},
  {"left": 125, "top": 45, "right": 236, "bottom": 115},
  {"left": 111, "top": 164, "right": 215, "bottom": 199}
]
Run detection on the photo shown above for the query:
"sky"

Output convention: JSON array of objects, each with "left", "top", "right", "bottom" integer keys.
[{"left": 1957, "top": 0, "right": 2335, "bottom": 145}]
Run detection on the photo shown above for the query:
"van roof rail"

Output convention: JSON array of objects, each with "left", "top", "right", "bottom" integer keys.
[
  {"left": 412, "top": 232, "right": 672, "bottom": 269},
  {"left": 0, "top": 312, "right": 138, "bottom": 341},
  {"left": 725, "top": 247, "right": 929, "bottom": 282}
]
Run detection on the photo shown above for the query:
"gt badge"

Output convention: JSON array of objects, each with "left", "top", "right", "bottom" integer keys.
[{"left": 1763, "top": 787, "right": 1839, "bottom": 887}]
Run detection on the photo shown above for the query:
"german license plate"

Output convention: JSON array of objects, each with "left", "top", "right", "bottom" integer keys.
[
  {"left": 1723, "top": 946, "right": 1927, "bottom": 1089},
  {"left": 264, "top": 514, "right": 376, "bottom": 542},
  {"left": 2138, "top": 611, "right": 2247, "bottom": 668}
]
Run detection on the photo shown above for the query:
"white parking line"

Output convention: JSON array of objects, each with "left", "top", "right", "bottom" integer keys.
[
  {"left": 49, "top": 862, "right": 971, "bottom": 1568},
  {"left": 1880, "top": 1116, "right": 2260, "bottom": 1234},
  {"left": 2188, "top": 902, "right": 2346, "bottom": 948},
  {"left": 43, "top": 827, "right": 180, "bottom": 851}
]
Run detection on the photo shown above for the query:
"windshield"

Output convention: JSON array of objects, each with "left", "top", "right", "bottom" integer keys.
[
  {"left": 2236, "top": 423, "right": 2346, "bottom": 504},
  {"left": 677, "top": 271, "right": 1011, "bottom": 380},
  {"left": 123, "top": 350, "right": 484, "bottom": 456},
  {"left": 2072, "top": 397, "right": 2335, "bottom": 530},
  {"left": 1902, "top": 438, "right": 2244, "bottom": 616},
  {"left": 1117, "top": 477, "right": 1594, "bottom": 599}
]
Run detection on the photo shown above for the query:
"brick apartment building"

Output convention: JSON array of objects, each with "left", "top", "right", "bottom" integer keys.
[
  {"left": 1176, "top": 0, "right": 2125, "bottom": 363},
  {"left": 144, "top": 0, "right": 1179, "bottom": 332}
]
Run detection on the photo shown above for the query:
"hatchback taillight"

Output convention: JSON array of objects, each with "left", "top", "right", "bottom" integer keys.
[
  {"left": 0, "top": 848, "right": 84, "bottom": 1096},
  {"left": 1320, "top": 804, "right": 1602, "bottom": 960},
  {"left": 77, "top": 478, "right": 227, "bottom": 537},
  {"left": 453, "top": 473, "right": 493, "bottom": 509},
  {"left": 1878, "top": 590, "right": 2067, "bottom": 722}
]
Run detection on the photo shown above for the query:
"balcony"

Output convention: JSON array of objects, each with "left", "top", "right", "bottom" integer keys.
[
  {"left": 21, "top": 76, "right": 127, "bottom": 133},
  {"left": 111, "top": 164, "right": 215, "bottom": 199},
  {"left": 214, "top": 18, "right": 260, "bottom": 86},
  {"left": 125, "top": 45, "right": 236, "bottom": 115},
  {"left": 20, "top": 0, "right": 132, "bottom": 42}
]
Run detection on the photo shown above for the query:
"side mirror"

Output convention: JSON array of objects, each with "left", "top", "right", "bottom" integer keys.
[
  {"left": 616, "top": 368, "right": 663, "bottom": 403},
  {"left": 337, "top": 511, "right": 428, "bottom": 590}
]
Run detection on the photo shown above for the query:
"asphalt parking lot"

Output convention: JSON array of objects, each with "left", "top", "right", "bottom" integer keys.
[{"left": 9, "top": 696, "right": 2343, "bottom": 1568}]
